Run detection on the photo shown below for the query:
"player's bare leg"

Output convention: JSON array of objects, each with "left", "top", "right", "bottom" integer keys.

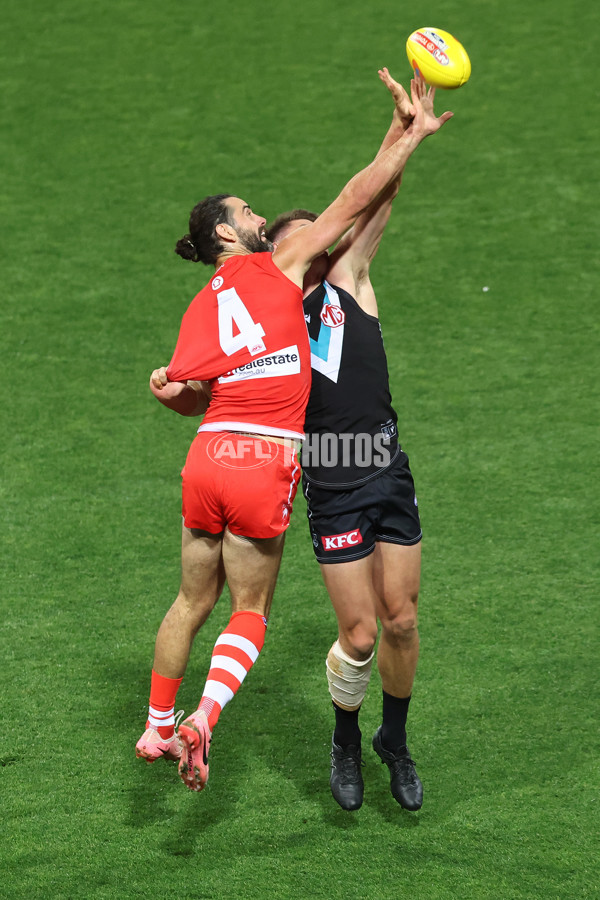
[
  {"left": 153, "top": 524, "right": 226, "bottom": 678},
  {"left": 135, "top": 524, "right": 225, "bottom": 764},
  {"left": 320, "top": 556, "right": 379, "bottom": 663},
  {"left": 372, "top": 540, "right": 423, "bottom": 810},
  {"left": 373, "top": 541, "right": 421, "bottom": 700},
  {"left": 319, "top": 556, "right": 379, "bottom": 809},
  {"left": 222, "top": 528, "right": 286, "bottom": 618},
  {"left": 178, "top": 528, "right": 286, "bottom": 791}
]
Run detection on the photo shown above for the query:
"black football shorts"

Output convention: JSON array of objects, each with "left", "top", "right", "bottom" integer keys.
[{"left": 302, "top": 449, "right": 422, "bottom": 564}]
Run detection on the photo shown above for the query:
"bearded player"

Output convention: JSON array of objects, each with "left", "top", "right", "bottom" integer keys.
[{"left": 136, "top": 73, "right": 452, "bottom": 794}]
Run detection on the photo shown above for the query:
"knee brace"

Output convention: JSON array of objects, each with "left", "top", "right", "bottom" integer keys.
[{"left": 326, "top": 640, "right": 374, "bottom": 711}]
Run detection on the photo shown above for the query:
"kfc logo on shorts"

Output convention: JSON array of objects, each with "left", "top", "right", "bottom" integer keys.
[
  {"left": 322, "top": 529, "right": 363, "bottom": 551},
  {"left": 212, "top": 276, "right": 224, "bottom": 290},
  {"left": 320, "top": 305, "right": 345, "bottom": 328}
]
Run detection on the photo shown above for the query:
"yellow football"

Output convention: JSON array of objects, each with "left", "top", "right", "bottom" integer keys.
[{"left": 406, "top": 27, "right": 471, "bottom": 89}]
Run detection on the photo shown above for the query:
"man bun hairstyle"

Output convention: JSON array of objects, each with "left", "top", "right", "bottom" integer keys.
[
  {"left": 265, "top": 208, "right": 318, "bottom": 243},
  {"left": 174, "top": 234, "right": 200, "bottom": 262},
  {"left": 175, "top": 193, "right": 233, "bottom": 265}
]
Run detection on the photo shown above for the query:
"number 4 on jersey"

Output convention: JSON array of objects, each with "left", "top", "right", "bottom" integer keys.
[{"left": 217, "top": 288, "right": 266, "bottom": 357}]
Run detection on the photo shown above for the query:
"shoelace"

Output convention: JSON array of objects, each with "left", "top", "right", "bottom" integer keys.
[
  {"left": 174, "top": 709, "right": 186, "bottom": 730},
  {"left": 332, "top": 749, "right": 365, "bottom": 777},
  {"left": 389, "top": 754, "right": 417, "bottom": 779}
]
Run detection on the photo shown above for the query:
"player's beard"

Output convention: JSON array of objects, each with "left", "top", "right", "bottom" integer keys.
[{"left": 237, "top": 226, "right": 274, "bottom": 254}]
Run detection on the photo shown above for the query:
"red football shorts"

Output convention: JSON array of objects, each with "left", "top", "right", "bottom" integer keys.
[{"left": 181, "top": 431, "right": 301, "bottom": 538}]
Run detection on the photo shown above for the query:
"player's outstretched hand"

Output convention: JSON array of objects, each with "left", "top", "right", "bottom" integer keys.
[
  {"left": 409, "top": 70, "right": 453, "bottom": 138},
  {"left": 378, "top": 67, "right": 415, "bottom": 124}
]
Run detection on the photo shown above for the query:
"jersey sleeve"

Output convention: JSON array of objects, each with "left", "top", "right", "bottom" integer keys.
[{"left": 166, "top": 300, "right": 218, "bottom": 383}]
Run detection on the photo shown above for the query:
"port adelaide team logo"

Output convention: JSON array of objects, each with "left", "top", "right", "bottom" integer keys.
[{"left": 320, "top": 304, "right": 345, "bottom": 328}]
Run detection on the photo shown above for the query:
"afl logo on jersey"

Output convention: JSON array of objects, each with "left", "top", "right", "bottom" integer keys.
[
  {"left": 320, "top": 304, "right": 345, "bottom": 328},
  {"left": 211, "top": 275, "right": 224, "bottom": 290}
]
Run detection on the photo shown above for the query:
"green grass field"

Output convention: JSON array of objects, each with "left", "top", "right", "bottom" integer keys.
[{"left": 2, "top": 1, "right": 598, "bottom": 897}]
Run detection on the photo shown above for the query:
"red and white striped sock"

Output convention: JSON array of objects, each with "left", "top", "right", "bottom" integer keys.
[
  {"left": 147, "top": 670, "right": 183, "bottom": 739},
  {"left": 198, "top": 610, "right": 267, "bottom": 732}
]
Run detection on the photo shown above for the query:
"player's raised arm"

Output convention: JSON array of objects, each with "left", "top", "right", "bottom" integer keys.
[
  {"left": 326, "top": 70, "right": 418, "bottom": 288},
  {"left": 272, "top": 72, "right": 452, "bottom": 287}
]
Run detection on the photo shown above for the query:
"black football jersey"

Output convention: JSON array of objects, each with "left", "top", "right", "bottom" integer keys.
[{"left": 302, "top": 281, "right": 399, "bottom": 489}]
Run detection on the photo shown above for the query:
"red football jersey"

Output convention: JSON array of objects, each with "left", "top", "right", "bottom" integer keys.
[{"left": 167, "top": 253, "right": 310, "bottom": 439}]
